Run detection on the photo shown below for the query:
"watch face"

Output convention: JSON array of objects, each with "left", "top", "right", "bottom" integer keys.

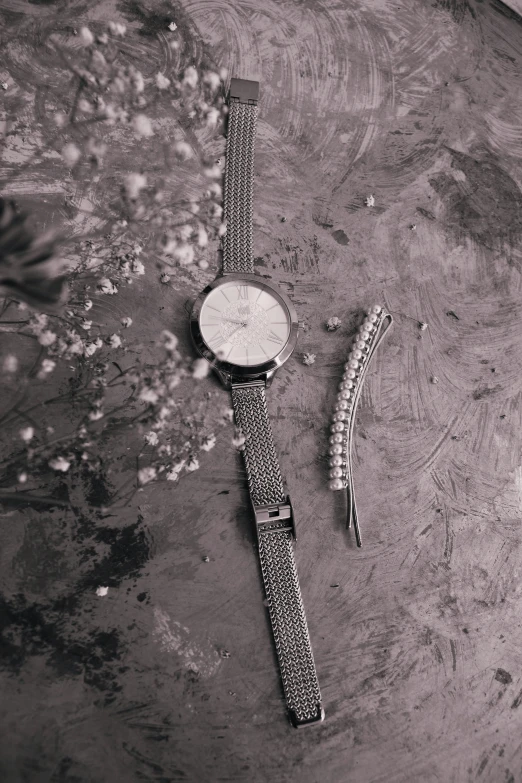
[{"left": 198, "top": 278, "right": 292, "bottom": 367}]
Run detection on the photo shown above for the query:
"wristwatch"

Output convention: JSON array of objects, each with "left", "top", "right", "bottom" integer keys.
[{"left": 190, "top": 78, "right": 325, "bottom": 728}]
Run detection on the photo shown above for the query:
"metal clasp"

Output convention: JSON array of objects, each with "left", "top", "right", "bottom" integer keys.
[
  {"left": 253, "top": 496, "right": 296, "bottom": 542},
  {"left": 229, "top": 77, "right": 260, "bottom": 105},
  {"left": 290, "top": 704, "right": 326, "bottom": 728}
]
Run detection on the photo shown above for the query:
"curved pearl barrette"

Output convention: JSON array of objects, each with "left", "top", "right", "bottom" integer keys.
[{"left": 328, "top": 305, "right": 393, "bottom": 547}]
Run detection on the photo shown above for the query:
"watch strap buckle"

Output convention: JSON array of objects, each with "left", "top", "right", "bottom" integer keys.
[
  {"left": 253, "top": 496, "right": 296, "bottom": 543},
  {"left": 229, "top": 77, "right": 260, "bottom": 105}
]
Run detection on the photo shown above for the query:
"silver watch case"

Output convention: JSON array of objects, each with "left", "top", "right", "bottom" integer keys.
[{"left": 190, "top": 273, "right": 299, "bottom": 389}]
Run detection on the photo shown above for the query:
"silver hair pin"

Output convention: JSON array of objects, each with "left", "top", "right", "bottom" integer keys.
[{"left": 328, "top": 305, "right": 393, "bottom": 547}]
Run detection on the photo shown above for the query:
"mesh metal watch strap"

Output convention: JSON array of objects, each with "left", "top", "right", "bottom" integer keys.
[
  {"left": 222, "top": 79, "right": 259, "bottom": 274},
  {"left": 231, "top": 381, "right": 324, "bottom": 727}
]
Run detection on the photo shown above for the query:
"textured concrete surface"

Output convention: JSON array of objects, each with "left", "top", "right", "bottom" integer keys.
[{"left": 1, "top": 0, "right": 522, "bottom": 781}]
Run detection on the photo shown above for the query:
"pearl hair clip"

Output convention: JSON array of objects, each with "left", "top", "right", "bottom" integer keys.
[{"left": 328, "top": 305, "right": 393, "bottom": 547}]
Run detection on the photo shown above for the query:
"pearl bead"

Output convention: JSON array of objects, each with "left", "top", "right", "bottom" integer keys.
[
  {"left": 333, "top": 411, "right": 346, "bottom": 422},
  {"left": 367, "top": 313, "right": 378, "bottom": 324},
  {"left": 348, "top": 359, "right": 359, "bottom": 370},
  {"left": 344, "top": 369, "right": 356, "bottom": 380},
  {"left": 329, "top": 444, "right": 343, "bottom": 455},
  {"left": 372, "top": 305, "right": 382, "bottom": 315},
  {"left": 339, "top": 390, "right": 351, "bottom": 400},
  {"left": 331, "top": 421, "right": 345, "bottom": 432},
  {"left": 336, "top": 400, "right": 348, "bottom": 410},
  {"left": 359, "top": 329, "right": 371, "bottom": 341},
  {"left": 340, "top": 380, "right": 353, "bottom": 390},
  {"left": 329, "top": 455, "right": 343, "bottom": 467},
  {"left": 330, "top": 467, "right": 343, "bottom": 479},
  {"left": 330, "top": 433, "right": 343, "bottom": 444},
  {"left": 349, "top": 349, "right": 363, "bottom": 360},
  {"left": 355, "top": 340, "right": 366, "bottom": 350},
  {"left": 329, "top": 478, "right": 344, "bottom": 491}
]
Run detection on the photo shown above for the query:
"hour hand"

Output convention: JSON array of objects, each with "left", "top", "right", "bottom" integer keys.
[{"left": 223, "top": 317, "right": 246, "bottom": 325}]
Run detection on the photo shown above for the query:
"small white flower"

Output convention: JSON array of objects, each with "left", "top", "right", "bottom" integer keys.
[
  {"left": 1, "top": 82, "right": 8, "bottom": 91},
  {"left": 174, "top": 140, "right": 193, "bottom": 160},
  {"left": 38, "top": 359, "right": 56, "bottom": 378},
  {"left": 166, "top": 469, "right": 180, "bottom": 481},
  {"left": 145, "top": 431, "right": 159, "bottom": 446},
  {"left": 124, "top": 172, "right": 147, "bottom": 200},
  {"left": 38, "top": 330, "right": 57, "bottom": 346},
  {"left": 207, "top": 182, "right": 222, "bottom": 199},
  {"left": 186, "top": 456, "right": 199, "bottom": 472},
  {"left": 79, "top": 26, "right": 94, "bottom": 46},
  {"left": 49, "top": 456, "right": 71, "bottom": 472},
  {"left": 183, "top": 66, "right": 198, "bottom": 89},
  {"left": 93, "top": 337, "right": 103, "bottom": 348},
  {"left": 205, "top": 107, "right": 220, "bottom": 127},
  {"left": 84, "top": 299, "right": 93, "bottom": 311},
  {"left": 302, "top": 353, "right": 316, "bottom": 366},
  {"left": 54, "top": 112, "right": 67, "bottom": 128},
  {"left": 160, "top": 272, "right": 171, "bottom": 284},
  {"left": 107, "top": 334, "right": 122, "bottom": 348},
  {"left": 326, "top": 316, "right": 342, "bottom": 331},
  {"left": 198, "top": 259, "right": 209, "bottom": 270},
  {"left": 83, "top": 342, "right": 98, "bottom": 357},
  {"left": 19, "top": 427, "right": 34, "bottom": 443},
  {"left": 96, "top": 586, "right": 109, "bottom": 596},
  {"left": 222, "top": 407, "right": 234, "bottom": 423},
  {"left": 365, "top": 194, "right": 375, "bottom": 207},
  {"left": 78, "top": 98, "right": 92, "bottom": 114},
  {"left": 132, "top": 114, "right": 154, "bottom": 138},
  {"left": 218, "top": 221, "right": 227, "bottom": 237},
  {"left": 97, "top": 277, "right": 118, "bottom": 295},
  {"left": 3, "top": 354, "right": 19, "bottom": 373},
  {"left": 203, "top": 71, "right": 221, "bottom": 91},
  {"left": 192, "top": 358, "right": 209, "bottom": 379},
  {"left": 201, "top": 434, "right": 216, "bottom": 452},
  {"left": 108, "top": 21, "right": 126, "bottom": 36},
  {"left": 156, "top": 72, "right": 171, "bottom": 90},
  {"left": 80, "top": 320, "right": 92, "bottom": 331},
  {"left": 161, "top": 330, "right": 178, "bottom": 352},
  {"left": 172, "top": 242, "right": 194, "bottom": 266},
  {"left": 168, "top": 21, "right": 177, "bottom": 31},
  {"left": 131, "top": 259, "right": 145, "bottom": 276},
  {"left": 204, "top": 164, "right": 222, "bottom": 179},
  {"left": 139, "top": 388, "right": 159, "bottom": 404},
  {"left": 121, "top": 317, "right": 132, "bottom": 328},
  {"left": 62, "top": 143, "right": 81, "bottom": 167},
  {"left": 88, "top": 409, "right": 104, "bottom": 421},
  {"left": 197, "top": 227, "right": 208, "bottom": 248},
  {"left": 138, "top": 466, "right": 157, "bottom": 485},
  {"left": 17, "top": 471, "right": 27, "bottom": 483},
  {"left": 232, "top": 431, "right": 246, "bottom": 450}
]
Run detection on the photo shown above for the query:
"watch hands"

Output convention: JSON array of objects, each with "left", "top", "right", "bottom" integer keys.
[{"left": 222, "top": 317, "right": 247, "bottom": 325}]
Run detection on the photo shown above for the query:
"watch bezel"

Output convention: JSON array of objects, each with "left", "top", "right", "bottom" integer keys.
[{"left": 190, "top": 273, "right": 299, "bottom": 378}]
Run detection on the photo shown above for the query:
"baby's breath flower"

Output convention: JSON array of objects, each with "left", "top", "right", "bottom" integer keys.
[
  {"left": 88, "top": 409, "right": 104, "bottom": 421},
  {"left": 3, "top": 354, "right": 18, "bottom": 373},
  {"left": 84, "top": 299, "right": 93, "bottom": 310},
  {"left": 197, "top": 226, "right": 208, "bottom": 248},
  {"left": 19, "top": 426, "right": 34, "bottom": 443},
  {"left": 96, "top": 586, "right": 109, "bottom": 596},
  {"left": 80, "top": 320, "right": 92, "bottom": 331},
  {"left": 37, "top": 358, "right": 56, "bottom": 378},
  {"left": 204, "top": 164, "right": 222, "bottom": 179},
  {"left": 83, "top": 342, "right": 98, "bottom": 357},
  {"left": 107, "top": 334, "right": 122, "bottom": 348},
  {"left": 132, "top": 114, "right": 153, "bottom": 138},
  {"left": 172, "top": 242, "right": 194, "bottom": 266},
  {"left": 192, "top": 358, "right": 209, "bottom": 379},
  {"left": 201, "top": 434, "right": 216, "bottom": 452},
  {"left": 203, "top": 71, "right": 221, "bottom": 91},
  {"left": 17, "top": 471, "right": 27, "bottom": 483},
  {"left": 79, "top": 26, "right": 94, "bottom": 46},
  {"left": 183, "top": 66, "right": 198, "bottom": 89},
  {"left": 156, "top": 72, "right": 171, "bottom": 90},
  {"left": 138, "top": 466, "right": 156, "bottom": 485},
  {"left": 62, "top": 142, "right": 81, "bottom": 167},
  {"left": 365, "top": 194, "right": 375, "bottom": 207},
  {"left": 207, "top": 182, "right": 222, "bottom": 199},
  {"left": 38, "top": 330, "right": 57, "bottom": 346},
  {"left": 124, "top": 172, "right": 147, "bottom": 200},
  {"left": 160, "top": 272, "right": 170, "bottom": 284},
  {"left": 49, "top": 456, "right": 71, "bottom": 472},
  {"left": 198, "top": 259, "right": 209, "bottom": 270},
  {"left": 210, "top": 203, "right": 223, "bottom": 219},
  {"left": 173, "top": 141, "right": 193, "bottom": 160},
  {"left": 186, "top": 456, "right": 199, "bottom": 472},
  {"left": 326, "top": 316, "right": 342, "bottom": 331},
  {"left": 302, "top": 353, "right": 316, "bottom": 366},
  {"left": 222, "top": 407, "right": 234, "bottom": 423},
  {"left": 139, "top": 387, "right": 159, "bottom": 404},
  {"left": 78, "top": 98, "right": 92, "bottom": 114},
  {"left": 108, "top": 21, "right": 126, "bottom": 36},
  {"left": 97, "top": 277, "right": 118, "bottom": 295},
  {"left": 121, "top": 316, "right": 132, "bottom": 328},
  {"left": 205, "top": 107, "right": 220, "bottom": 127},
  {"left": 131, "top": 259, "right": 145, "bottom": 276},
  {"left": 168, "top": 21, "right": 177, "bottom": 31},
  {"left": 218, "top": 221, "right": 227, "bottom": 237},
  {"left": 145, "top": 431, "right": 159, "bottom": 446},
  {"left": 54, "top": 112, "right": 67, "bottom": 128},
  {"left": 232, "top": 431, "right": 246, "bottom": 450}
]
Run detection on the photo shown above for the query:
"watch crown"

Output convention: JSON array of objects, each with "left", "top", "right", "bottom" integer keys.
[{"left": 298, "top": 321, "right": 305, "bottom": 331}]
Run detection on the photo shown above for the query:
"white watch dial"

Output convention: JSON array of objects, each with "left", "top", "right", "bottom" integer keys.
[{"left": 199, "top": 280, "right": 291, "bottom": 366}]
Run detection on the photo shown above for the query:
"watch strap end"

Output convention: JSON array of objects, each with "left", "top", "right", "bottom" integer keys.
[{"left": 289, "top": 703, "right": 325, "bottom": 728}]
